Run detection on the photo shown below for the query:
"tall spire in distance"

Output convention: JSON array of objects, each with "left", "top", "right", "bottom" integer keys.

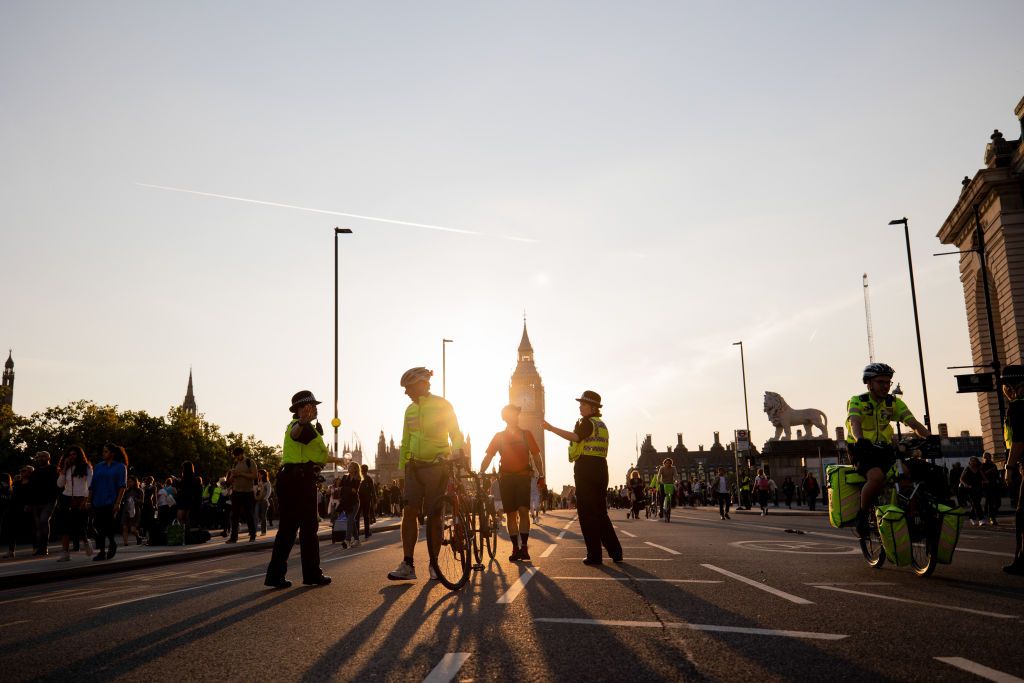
[
  {"left": 182, "top": 367, "right": 197, "bottom": 416},
  {"left": 1, "top": 349, "right": 13, "bottom": 409}
]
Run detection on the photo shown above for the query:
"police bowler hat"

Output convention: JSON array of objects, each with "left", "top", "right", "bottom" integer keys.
[
  {"left": 289, "top": 390, "right": 322, "bottom": 413},
  {"left": 575, "top": 390, "right": 602, "bottom": 407}
]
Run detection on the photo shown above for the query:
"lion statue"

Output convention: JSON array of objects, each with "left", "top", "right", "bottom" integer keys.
[{"left": 763, "top": 391, "right": 828, "bottom": 440}]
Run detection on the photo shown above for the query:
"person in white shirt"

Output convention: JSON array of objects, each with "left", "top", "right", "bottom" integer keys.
[
  {"left": 715, "top": 467, "right": 731, "bottom": 521},
  {"left": 56, "top": 446, "right": 94, "bottom": 561}
]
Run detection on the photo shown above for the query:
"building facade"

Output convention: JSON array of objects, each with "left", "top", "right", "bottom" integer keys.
[
  {"left": 509, "top": 321, "right": 546, "bottom": 475},
  {"left": 631, "top": 432, "right": 738, "bottom": 485},
  {"left": 374, "top": 430, "right": 402, "bottom": 487},
  {"left": 938, "top": 95, "right": 1024, "bottom": 456}
]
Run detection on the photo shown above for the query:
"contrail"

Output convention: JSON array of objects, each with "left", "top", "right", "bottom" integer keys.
[{"left": 137, "top": 183, "right": 537, "bottom": 243}]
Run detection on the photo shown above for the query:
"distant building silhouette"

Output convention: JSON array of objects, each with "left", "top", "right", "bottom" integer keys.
[
  {"left": 1, "top": 350, "right": 13, "bottom": 410},
  {"left": 632, "top": 432, "right": 748, "bottom": 485},
  {"left": 509, "top": 320, "right": 546, "bottom": 475},
  {"left": 181, "top": 369, "right": 197, "bottom": 416},
  {"left": 374, "top": 430, "right": 402, "bottom": 486}
]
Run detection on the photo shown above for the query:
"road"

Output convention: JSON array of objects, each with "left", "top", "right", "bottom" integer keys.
[{"left": 0, "top": 506, "right": 1020, "bottom": 682}]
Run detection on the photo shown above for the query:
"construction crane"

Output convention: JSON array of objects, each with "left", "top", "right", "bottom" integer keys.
[{"left": 863, "top": 273, "right": 876, "bottom": 363}]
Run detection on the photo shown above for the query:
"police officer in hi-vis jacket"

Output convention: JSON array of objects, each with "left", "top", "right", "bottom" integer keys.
[{"left": 544, "top": 390, "right": 622, "bottom": 566}]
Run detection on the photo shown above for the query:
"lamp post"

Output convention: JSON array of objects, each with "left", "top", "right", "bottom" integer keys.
[
  {"left": 732, "top": 341, "right": 752, "bottom": 487},
  {"left": 888, "top": 217, "right": 932, "bottom": 431},
  {"left": 333, "top": 227, "right": 352, "bottom": 462},
  {"left": 442, "top": 338, "right": 453, "bottom": 398}
]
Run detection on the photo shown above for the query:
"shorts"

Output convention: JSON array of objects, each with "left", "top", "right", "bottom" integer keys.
[
  {"left": 402, "top": 461, "right": 447, "bottom": 512},
  {"left": 854, "top": 444, "right": 896, "bottom": 478},
  {"left": 499, "top": 472, "right": 532, "bottom": 511}
]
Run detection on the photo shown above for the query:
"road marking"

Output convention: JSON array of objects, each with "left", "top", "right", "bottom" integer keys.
[
  {"left": 423, "top": 653, "right": 472, "bottom": 683},
  {"left": 0, "top": 620, "right": 29, "bottom": 628},
  {"left": 546, "top": 577, "right": 722, "bottom": 583},
  {"left": 556, "top": 530, "right": 568, "bottom": 539},
  {"left": 534, "top": 618, "right": 846, "bottom": 640},
  {"left": 570, "top": 557, "right": 672, "bottom": 561},
  {"left": 91, "top": 547, "right": 386, "bottom": 610},
  {"left": 803, "top": 582, "right": 896, "bottom": 586},
  {"left": 615, "top": 527, "right": 637, "bottom": 538},
  {"left": 811, "top": 585, "right": 1018, "bottom": 619},
  {"left": 540, "top": 544, "right": 557, "bottom": 558},
  {"left": 496, "top": 567, "right": 538, "bottom": 604},
  {"left": 955, "top": 548, "right": 1015, "bottom": 558},
  {"left": 644, "top": 541, "right": 681, "bottom": 555},
  {"left": 701, "top": 564, "right": 813, "bottom": 605},
  {"left": 731, "top": 539, "right": 859, "bottom": 555},
  {"left": 934, "top": 657, "right": 1024, "bottom": 682}
]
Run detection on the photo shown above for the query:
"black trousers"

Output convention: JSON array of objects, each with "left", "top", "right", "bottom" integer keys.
[
  {"left": 717, "top": 492, "right": 731, "bottom": 517},
  {"left": 573, "top": 456, "right": 622, "bottom": 561},
  {"left": 93, "top": 505, "right": 117, "bottom": 553},
  {"left": 266, "top": 464, "right": 323, "bottom": 583},
  {"left": 230, "top": 491, "right": 256, "bottom": 541},
  {"left": 359, "top": 497, "right": 373, "bottom": 537}
]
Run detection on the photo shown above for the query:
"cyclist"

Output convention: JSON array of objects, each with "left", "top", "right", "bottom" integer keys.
[
  {"left": 999, "top": 364, "right": 1024, "bottom": 575},
  {"left": 387, "top": 367, "right": 465, "bottom": 581},
  {"left": 479, "top": 404, "right": 543, "bottom": 562},
  {"left": 846, "top": 362, "right": 929, "bottom": 538},
  {"left": 649, "top": 469, "right": 662, "bottom": 518},
  {"left": 657, "top": 458, "right": 677, "bottom": 522}
]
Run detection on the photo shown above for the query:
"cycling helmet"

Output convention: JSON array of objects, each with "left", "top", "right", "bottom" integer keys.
[
  {"left": 400, "top": 367, "right": 433, "bottom": 388},
  {"left": 1001, "top": 364, "right": 1024, "bottom": 385},
  {"left": 862, "top": 362, "right": 896, "bottom": 384}
]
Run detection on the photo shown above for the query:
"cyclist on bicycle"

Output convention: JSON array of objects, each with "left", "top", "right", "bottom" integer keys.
[
  {"left": 999, "top": 364, "right": 1024, "bottom": 575},
  {"left": 479, "top": 404, "right": 543, "bottom": 562},
  {"left": 387, "top": 367, "right": 465, "bottom": 581},
  {"left": 846, "top": 363, "right": 929, "bottom": 538},
  {"left": 657, "top": 458, "right": 677, "bottom": 520}
]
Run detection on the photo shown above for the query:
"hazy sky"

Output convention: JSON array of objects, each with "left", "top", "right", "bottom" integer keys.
[{"left": 3, "top": 2, "right": 1023, "bottom": 488}]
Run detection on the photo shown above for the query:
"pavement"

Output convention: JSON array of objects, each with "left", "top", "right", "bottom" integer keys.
[{"left": 0, "top": 504, "right": 1020, "bottom": 682}]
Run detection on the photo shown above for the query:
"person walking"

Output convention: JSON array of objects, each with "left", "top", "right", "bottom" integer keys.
[
  {"left": 254, "top": 469, "right": 272, "bottom": 537},
  {"left": 176, "top": 461, "right": 202, "bottom": 542},
  {"left": 714, "top": 467, "right": 731, "bottom": 520},
  {"left": 754, "top": 468, "right": 770, "bottom": 516},
  {"left": 980, "top": 452, "right": 1001, "bottom": 525},
  {"left": 27, "top": 451, "right": 59, "bottom": 556},
  {"left": 90, "top": 443, "right": 127, "bottom": 561},
  {"left": 544, "top": 390, "right": 622, "bottom": 566},
  {"left": 387, "top": 367, "right": 465, "bottom": 581},
  {"left": 479, "top": 404, "right": 543, "bottom": 562},
  {"left": 120, "top": 476, "right": 144, "bottom": 546},
  {"left": 227, "top": 447, "right": 258, "bottom": 543},
  {"left": 627, "top": 470, "right": 645, "bottom": 520},
  {"left": 56, "top": 448, "right": 94, "bottom": 560},
  {"left": 265, "top": 390, "right": 338, "bottom": 588},
  {"left": 738, "top": 468, "right": 753, "bottom": 510},
  {"left": 358, "top": 464, "right": 376, "bottom": 540},
  {"left": 782, "top": 476, "right": 795, "bottom": 509},
  {"left": 960, "top": 456, "right": 987, "bottom": 527},
  {"left": 2, "top": 469, "right": 32, "bottom": 559},
  {"left": 803, "top": 472, "right": 820, "bottom": 512},
  {"left": 339, "top": 462, "right": 362, "bottom": 548}
]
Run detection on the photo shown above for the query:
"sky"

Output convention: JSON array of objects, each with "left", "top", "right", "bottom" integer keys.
[{"left": 3, "top": 2, "right": 1024, "bottom": 489}]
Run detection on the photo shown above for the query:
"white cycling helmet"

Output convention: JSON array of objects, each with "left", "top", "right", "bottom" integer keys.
[{"left": 400, "top": 367, "right": 433, "bottom": 387}]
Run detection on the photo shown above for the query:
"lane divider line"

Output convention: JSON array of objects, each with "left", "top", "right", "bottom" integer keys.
[
  {"left": 644, "top": 541, "right": 680, "bottom": 555},
  {"left": 812, "top": 585, "right": 1019, "bottom": 619},
  {"left": 0, "top": 620, "right": 29, "bottom": 628},
  {"left": 615, "top": 527, "right": 637, "bottom": 538},
  {"left": 545, "top": 577, "right": 722, "bottom": 583},
  {"left": 534, "top": 618, "right": 846, "bottom": 640},
  {"left": 423, "top": 653, "right": 472, "bottom": 683},
  {"left": 496, "top": 567, "right": 538, "bottom": 604},
  {"left": 556, "top": 530, "right": 568, "bottom": 540},
  {"left": 540, "top": 544, "right": 557, "bottom": 558},
  {"left": 934, "top": 657, "right": 1024, "bottom": 682},
  {"left": 701, "top": 564, "right": 813, "bottom": 605}
]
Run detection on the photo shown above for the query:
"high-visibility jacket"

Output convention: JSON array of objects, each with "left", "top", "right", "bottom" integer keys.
[
  {"left": 1004, "top": 398, "right": 1024, "bottom": 449},
  {"left": 283, "top": 420, "right": 329, "bottom": 465},
  {"left": 400, "top": 394, "right": 464, "bottom": 470},
  {"left": 211, "top": 486, "right": 222, "bottom": 505},
  {"left": 845, "top": 392, "right": 914, "bottom": 445},
  {"left": 569, "top": 417, "right": 609, "bottom": 462},
  {"left": 739, "top": 474, "right": 751, "bottom": 491}
]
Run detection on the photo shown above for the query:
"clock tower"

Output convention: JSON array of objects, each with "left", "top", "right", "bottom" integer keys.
[{"left": 509, "top": 320, "right": 546, "bottom": 475}]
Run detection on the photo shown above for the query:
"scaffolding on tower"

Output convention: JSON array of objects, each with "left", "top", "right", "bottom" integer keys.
[{"left": 863, "top": 273, "right": 876, "bottom": 363}]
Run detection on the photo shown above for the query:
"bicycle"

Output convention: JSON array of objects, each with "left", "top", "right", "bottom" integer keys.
[
  {"left": 662, "top": 484, "right": 675, "bottom": 523},
  {"left": 426, "top": 457, "right": 474, "bottom": 591},
  {"left": 856, "top": 437, "right": 958, "bottom": 577},
  {"left": 466, "top": 472, "right": 498, "bottom": 567}
]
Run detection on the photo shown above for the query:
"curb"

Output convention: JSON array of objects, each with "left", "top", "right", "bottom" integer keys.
[{"left": 0, "top": 523, "right": 401, "bottom": 591}]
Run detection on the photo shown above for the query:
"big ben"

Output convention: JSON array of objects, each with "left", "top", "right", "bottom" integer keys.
[{"left": 509, "top": 321, "right": 546, "bottom": 475}]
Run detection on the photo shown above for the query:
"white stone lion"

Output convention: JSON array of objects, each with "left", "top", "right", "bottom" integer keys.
[{"left": 763, "top": 391, "right": 828, "bottom": 440}]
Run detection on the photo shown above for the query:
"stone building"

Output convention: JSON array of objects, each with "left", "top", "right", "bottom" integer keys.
[
  {"left": 374, "top": 430, "right": 402, "bottom": 487},
  {"left": 630, "top": 432, "right": 739, "bottom": 485},
  {"left": 1, "top": 351, "right": 13, "bottom": 410},
  {"left": 938, "top": 95, "right": 1024, "bottom": 455},
  {"left": 509, "top": 321, "right": 546, "bottom": 475}
]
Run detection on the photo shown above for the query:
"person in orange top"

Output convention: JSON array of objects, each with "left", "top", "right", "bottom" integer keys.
[{"left": 479, "top": 404, "right": 543, "bottom": 562}]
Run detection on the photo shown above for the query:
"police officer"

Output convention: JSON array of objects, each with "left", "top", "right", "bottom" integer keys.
[
  {"left": 999, "top": 364, "right": 1024, "bottom": 575},
  {"left": 544, "top": 390, "right": 622, "bottom": 566},
  {"left": 265, "top": 390, "right": 338, "bottom": 588}
]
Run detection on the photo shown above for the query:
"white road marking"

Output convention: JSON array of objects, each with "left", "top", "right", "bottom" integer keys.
[
  {"left": 0, "top": 620, "right": 29, "bottom": 628},
  {"left": 546, "top": 577, "right": 722, "bottom": 583},
  {"left": 615, "top": 527, "right": 637, "bottom": 538},
  {"left": 935, "top": 657, "right": 1024, "bottom": 682},
  {"left": 701, "top": 564, "right": 813, "bottom": 605},
  {"left": 803, "top": 582, "right": 896, "bottom": 586},
  {"left": 570, "top": 557, "right": 672, "bottom": 561},
  {"left": 423, "top": 653, "right": 472, "bottom": 683},
  {"left": 644, "top": 541, "right": 681, "bottom": 555},
  {"left": 496, "top": 567, "right": 538, "bottom": 604},
  {"left": 540, "top": 544, "right": 557, "bottom": 558},
  {"left": 534, "top": 618, "right": 847, "bottom": 640},
  {"left": 812, "top": 585, "right": 1018, "bottom": 619},
  {"left": 556, "top": 530, "right": 568, "bottom": 540},
  {"left": 955, "top": 547, "right": 1015, "bottom": 558}
]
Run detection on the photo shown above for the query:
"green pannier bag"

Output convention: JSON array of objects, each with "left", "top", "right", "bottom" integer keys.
[
  {"left": 165, "top": 520, "right": 185, "bottom": 546},
  {"left": 876, "top": 504, "right": 911, "bottom": 566},
  {"left": 935, "top": 504, "right": 966, "bottom": 564},
  {"left": 827, "top": 465, "right": 865, "bottom": 528}
]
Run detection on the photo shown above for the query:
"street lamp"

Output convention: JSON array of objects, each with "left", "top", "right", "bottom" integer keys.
[
  {"left": 333, "top": 227, "right": 353, "bottom": 462},
  {"left": 888, "top": 217, "right": 932, "bottom": 431},
  {"left": 732, "top": 341, "right": 752, "bottom": 491},
  {"left": 442, "top": 338, "right": 453, "bottom": 398}
]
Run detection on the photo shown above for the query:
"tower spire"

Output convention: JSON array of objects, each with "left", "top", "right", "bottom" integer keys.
[
  {"left": 182, "top": 367, "right": 197, "bottom": 416},
  {"left": 1, "top": 349, "right": 13, "bottom": 410}
]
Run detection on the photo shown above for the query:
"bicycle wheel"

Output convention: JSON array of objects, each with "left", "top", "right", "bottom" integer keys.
[
  {"left": 428, "top": 495, "right": 472, "bottom": 591},
  {"left": 910, "top": 520, "right": 938, "bottom": 577},
  {"left": 484, "top": 508, "right": 498, "bottom": 560},
  {"left": 859, "top": 507, "right": 885, "bottom": 568},
  {"left": 471, "top": 499, "right": 485, "bottom": 565}
]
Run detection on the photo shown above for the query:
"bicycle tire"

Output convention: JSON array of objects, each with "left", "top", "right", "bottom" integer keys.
[
  {"left": 910, "top": 525, "right": 938, "bottom": 577},
  {"left": 471, "top": 499, "right": 486, "bottom": 565},
  {"left": 484, "top": 508, "right": 498, "bottom": 560},
  {"left": 859, "top": 508, "right": 885, "bottom": 568},
  {"left": 428, "top": 495, "right": 472, "bottom": 591}
]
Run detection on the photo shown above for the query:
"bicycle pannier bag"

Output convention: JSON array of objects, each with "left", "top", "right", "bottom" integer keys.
[
  {"left": 827, "top": 465, "right": 865, "bottom": 528},
  {"left": 876, "top": 504, "right": 911, "bottom": 566},
  {"left": 935, "top": 504, "right": 966, "bottom": 564}
]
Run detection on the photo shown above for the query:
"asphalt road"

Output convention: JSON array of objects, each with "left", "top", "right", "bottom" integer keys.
[{"left": 0, "top": 505, "right": 1020, "bottom": 682}]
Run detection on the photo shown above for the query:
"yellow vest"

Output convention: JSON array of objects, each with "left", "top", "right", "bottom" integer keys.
[
  {"left": 1004, "top": 399, "right": 1024, "bottom": 449},
  {"left": 845, "top": 393, "right": 913, "bottom": 445},
  {"left": 569, "top": 417, "right": 609, "bottom": 462},
  {"left": 282, "top": 420, "right": 329, "bottom": 465}
]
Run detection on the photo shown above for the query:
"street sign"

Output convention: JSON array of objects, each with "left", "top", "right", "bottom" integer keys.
[
  {"left": 955, "top": 372, "right": 995, "bottom": 393},
  {"left": 735, "top": 429, "right": 750, "bottom": 451}
]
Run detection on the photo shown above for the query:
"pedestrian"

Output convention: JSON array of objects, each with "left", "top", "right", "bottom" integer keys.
[
  {"left": 980, "top": 452, "right": 1001, "bottom": 525},
  {"left": 387, "top": 367, "right": 465, "bottom": 581},
  {"left": 999, "top": 364, "right": 1024, "bottom": 575},
  {"left": 156, "top": 478, "right": 176, "bottom": 536},
  {"left": 27, "top": 451, "right": 59, "bottom": 556},
  {"left": 754, "top": 468, "right": 770, "bottom": 515},
  {"left": 120, "top": 476, "right": 144, "bottom": 546},
  {"left": 265, "top": 390, "right": 337, "bottom": 588},
  {"left": 55, "top": 448, "right": 93, "bottom": 558},
  {"left": 803, "top": 471, "right": 820, "bottom": 512},
  {"left": 0, "top": 473, "right": 11, "bottom": 556},
  {"left": 949, "top": 462, "right": 967, "bottom": 507},
  {"left": 714, "top": 467, "right": 731, "bottom": 520},
  {"left": 739, "top": 468, "right": 753, "bottom": 510},
  {"left": 543, "top": 390, "right": 622, "bottom": 566},
  {"left": 782, "top": 476, "right": 795, "bottom": 509},
  {"left": 358, "top": 464, "right": 376, "bottom": 540},
  {"left": 176, "top": 461, "right": 202, "bottom": 540},
  {"left": 335, "top": 462, "right": 360, "bottom": 548},
  {"left": 3, "top": 469, "right": 32, "bottom": 559},
  {"left": 254, "top": 469, "right": 272, "bottom": 536},
  {"left": 627, "top": 470, "right": 644, "bottom": 520},
  {"left": 227, "top": 447, "right": 258, "bottom": 543},
  {"left": 138, "top": 476, "right": 156, "bottom": 542},
  {"left": 90, "top": 443, "right": 127, "bottom": 561},
  {"left": 479, "top": 404, "right": 544, "bottom": 562},
  {"left": 960, "top": 456, "right": 987, "bottom": 527}
]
